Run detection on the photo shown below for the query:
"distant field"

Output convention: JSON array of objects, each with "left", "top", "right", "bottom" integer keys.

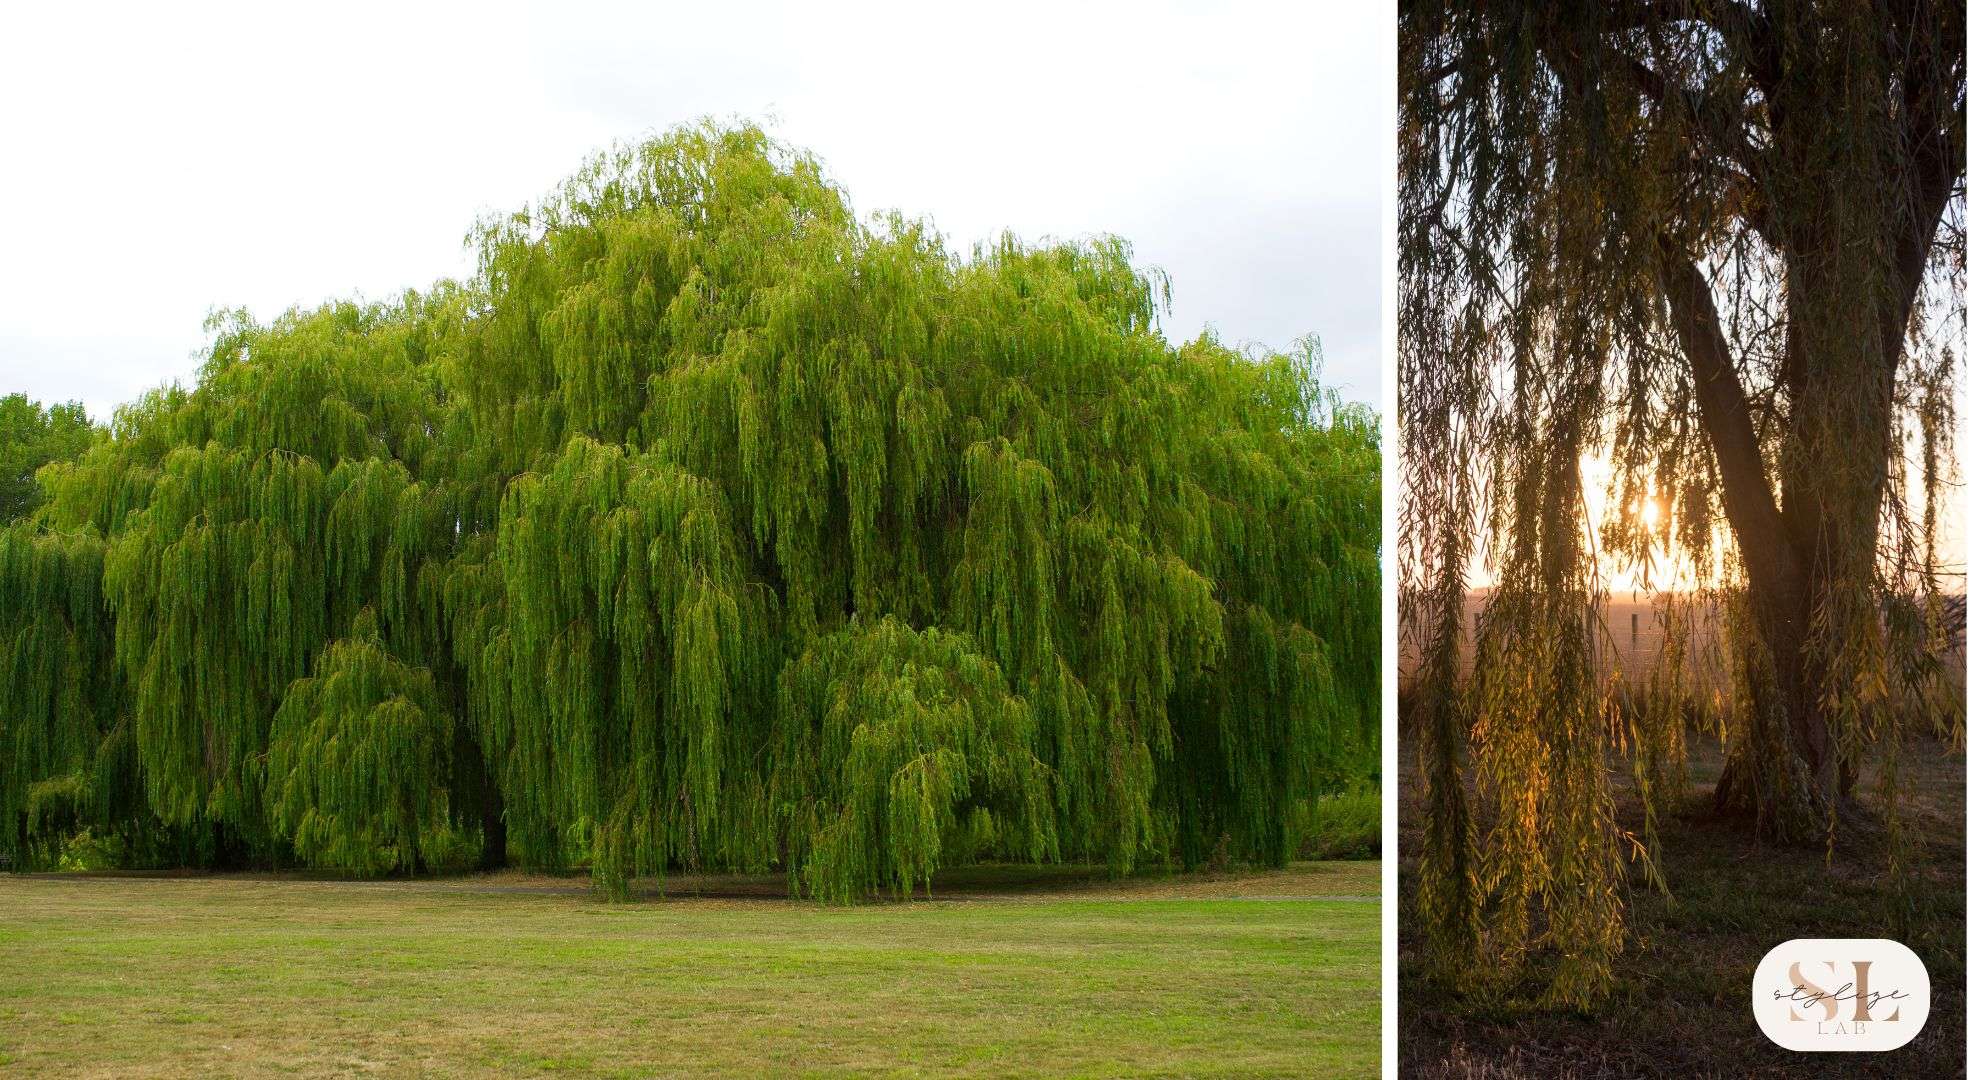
[
  {"left": 0, "top": 862, "right": 1376, "bottom": 1078},
  {"left": 1401, "top": 592, "right": 1729, "bottom": 688},
  {"left": 1402, "top": 590, "right": 1965, "bottom": 693}
]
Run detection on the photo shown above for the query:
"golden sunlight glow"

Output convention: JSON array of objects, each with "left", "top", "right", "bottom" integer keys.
[
  {"left": 1579, "top": 455, "right": 1686, "bottom": 595},
  {"left": 1459, "top": 404, "right": 1964, "bottom": 602},
  {"left": 1466, "top": 452, "right": 1729, "bottom": 594}
]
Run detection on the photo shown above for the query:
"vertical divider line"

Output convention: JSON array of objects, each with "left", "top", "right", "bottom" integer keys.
[{"left": 1379, "top": 8, "right": 1403, "bottom": 1078}]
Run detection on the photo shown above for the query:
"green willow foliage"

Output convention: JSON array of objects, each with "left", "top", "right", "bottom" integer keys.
[
  {"left": 2, "top": 121, "right": 1377, "bottom": 897},
  {"left": 0, "top": 394, "right": 97, "bottom": 523},
  {"left": 778, "top": 618, "right": 1055, "bottom": 903},
  {"left": 0, "top": 530, "right": 115, "bottom": 851},
  {"left": 268, "top": 611, "right": 451, "bottom": 874}
]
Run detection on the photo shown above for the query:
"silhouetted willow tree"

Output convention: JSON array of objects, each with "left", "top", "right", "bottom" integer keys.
[
  {"left": 1401, "top": 2, "right": 1964, "bottom": 1004},
  {"left": 0, "top": 122, "right": 1377, "bottom": 897}
]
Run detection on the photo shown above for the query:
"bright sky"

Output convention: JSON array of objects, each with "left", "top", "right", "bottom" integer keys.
[{"left": 0, "top": 1, "right": 1387, "bottom": 422}]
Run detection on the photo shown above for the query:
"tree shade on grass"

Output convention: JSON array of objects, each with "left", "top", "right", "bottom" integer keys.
[{"left": 0, "top": 120, "right": 1377, "bottom": 897}]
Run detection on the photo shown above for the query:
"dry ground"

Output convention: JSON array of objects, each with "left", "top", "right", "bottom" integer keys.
[
  {"left": 0, "top": 861, "right": 1376, "bottom": 1078},
  {"left": 1398, "top": 738, "right": 1965, "bottom": 1078}
]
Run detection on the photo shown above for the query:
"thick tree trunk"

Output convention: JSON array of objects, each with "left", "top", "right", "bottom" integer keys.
[
  {"left": 1659, "top": 245, "right": 1866, "bottom": 843},
  {"left": 1709, "top": 554, "right": 1841, "bottom": 841},
  {"left": 1641, "top": 3, "right": 1960, "bottom": 847}
]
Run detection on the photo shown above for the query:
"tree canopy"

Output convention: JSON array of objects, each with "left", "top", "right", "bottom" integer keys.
[
  {"left": 1, "top": 121, "right": 1377, "bottom": 898},
  {"left": 0, "top": 394, "right": 96, "bottom": 523},
  {"left": 1401, "top": 1, "right": 1964, "bottom": 1005}
]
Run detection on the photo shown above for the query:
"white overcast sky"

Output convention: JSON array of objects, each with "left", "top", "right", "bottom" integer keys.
[{"left": 0, "top": 1, "right": 1388, "bottom": 421}]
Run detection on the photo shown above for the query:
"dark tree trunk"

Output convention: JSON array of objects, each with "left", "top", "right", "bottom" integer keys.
[
  {"left": 1709, "top": 544, "right": 1838, "bottom": 841},
  {"left": 445, "top": 676, "right": 509, "bottom": 871},
  {"left": 1651, "top": 4, "right": 1958, "bottom": 839},
  {"left": 480, "top": 798, "right": 507, "bottom": 871},
  {"left": 1659, "top": 245, "right": 1867, "bottom": 843},
  {"left": 465, "top": 740, "right": 508, "bottom": 871}
]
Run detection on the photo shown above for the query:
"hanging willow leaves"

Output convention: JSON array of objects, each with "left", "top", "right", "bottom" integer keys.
[
  {"left": 776, "top": 617, "right": 1055, "bottom": 902},
  {"left": 1400, "top": 2, "right": 1964, "bottom": 1004},
  {"left": 0, "top": 528, "right": 116, "bottom": 864},
  {"left": 32, "top": 300, "right": 458, "bottom": 866},
  {"left": 456, "top": 434, "right": 775, "bottom": 895},
  {"left": 267, "top": 610, "right": 451, "bottom": 874},
  {"left": 6, "top": 119, "right": 1376, "bottom": 898}
]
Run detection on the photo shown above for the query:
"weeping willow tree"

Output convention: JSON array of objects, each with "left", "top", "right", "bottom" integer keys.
[
  {"left": 0, "top": 528, "right": 116, "bottom": 865},
  {"left": 27, "top": 299, "right": 465, "bottom": 867},
  {"left": 446, "top": 125, "right": 1377, "bottom": 894},
  {"left": 4, "top": 119, "right": 1376, "bottom": 897},
  {"left": 1401, "top": 1, "right": 1965, "bottom": 1004}
]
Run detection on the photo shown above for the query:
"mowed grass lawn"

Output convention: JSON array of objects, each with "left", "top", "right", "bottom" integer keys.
[{"left": 0, "top": 861, "right": 1375, "bottom": 1078}]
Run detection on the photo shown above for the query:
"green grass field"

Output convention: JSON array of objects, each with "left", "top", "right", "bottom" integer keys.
[{"left": 0, "top": 862, "right": 1375, "bottom": 1078}]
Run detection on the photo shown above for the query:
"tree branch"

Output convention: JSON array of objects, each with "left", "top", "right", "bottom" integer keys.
[
  {"left": 1539, "top": 12, "right": 1780, "bottom": 244},
  {"left": 1653, "top": 236, "right": 1799, "bottom": 598},
  {"left": 1606, "top": 1, "right": 1781, "bottom": 97}
]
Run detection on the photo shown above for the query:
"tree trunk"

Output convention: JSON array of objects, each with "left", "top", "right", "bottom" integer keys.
[
  {"left": 480, "top": 799, "right": 507, "bottom": 871},
  {"left": 1659, "top": 245, "right": 1867, "bottom": 844},
  {"left": 1645, "top": 5, "right": 1961, "bottom": 847},
  {"left": 1709, "top": 549, "right": 1841, "bottom": 842}
]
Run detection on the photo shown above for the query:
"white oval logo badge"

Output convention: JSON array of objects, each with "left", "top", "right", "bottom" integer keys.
[{"left": 1751, "top": 938, "right": 1929, "bottom": 1052}]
